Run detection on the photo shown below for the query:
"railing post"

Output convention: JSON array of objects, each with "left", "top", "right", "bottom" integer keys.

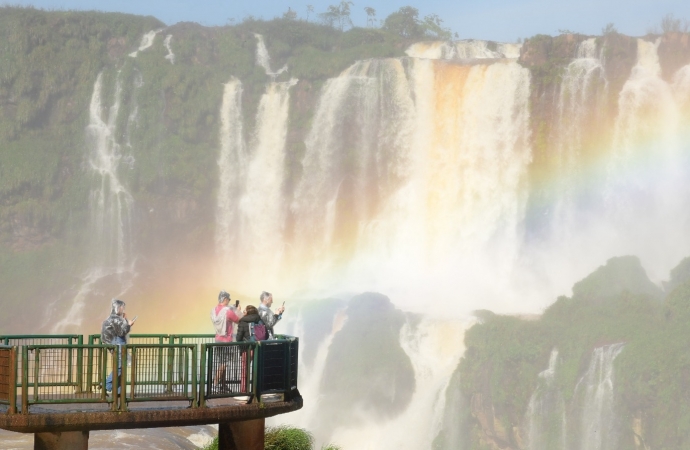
[
  {"left": 191, "top": 345, "right": 197, "bottom": 407},
  {"left": 253, "top": 343, "right": 261, "bottom": 403},
  {"left": 119, "top": 346, "right": 127, "bottom": 411},
  {"left": 106, "top": 347, "right": 116, "bottom": 411},
  {"left": 67, "top": 338, "right": 74, "bottom": 389},
  {"left": 199, "top": 344, "right": 207, "bottom": 408},
  {"left": 284, "top": 340, "right": 291, "bottom": 399},
  {"left": 76, "top": 335, "right": 83, "bottom": 393},
  {"left": 157, "top": 337, "right": 166, "bottom": 385},
  {"left": 21, "top": 346, "right": 28, "bottom": 414},
  {"left": 8, "top": 346, "right": 17, "bottom": 414},
  {"left": 32, "top": 348, "right": 40, "bottom": 404},
  {"left": 166, "top": 344, "right": 174, "bottom": 393},
  {"left": 86, "top": 336, "right": 94, "bottom": 392}
]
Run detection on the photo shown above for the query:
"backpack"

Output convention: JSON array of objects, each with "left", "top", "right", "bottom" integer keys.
[{"left": 249, "top": 320, "right": 268, "bottom": 341}]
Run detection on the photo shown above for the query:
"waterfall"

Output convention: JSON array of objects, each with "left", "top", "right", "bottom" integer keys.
[
  {"left": 571, "top": 343, "right": 624, "bottom": 450},
  {"left": 327, "top": 317, "right": 468, "bottom": 450},
  {"left": 290, "top": 57, "right": 531, "bottom": 310},
  {"left": 550, "top": 38, "right": 607, "bottom": 234},
  {"left": 129, "top": 29, "right": 162, "bottom": 58},
  {"left": 600, "top": 38, "right": 690, "bottom": 278},
  {"left": 163, "top": 34, "right": 175, "bottom": 64},
  {"left": 525, "top": 349, "right": 566, "bottom": 450},
  {"left": 254, "top": 34, "right": 288, "bottom": 77},
  {"left": 278, "top": 310, "right": 348, "bottom": 436},
  {"left": 216, "top": 78, "right": 246, "bottom": 262},
  {"left": 406, "top": 40, "right": 522, "bottom": 60},
  {"left": 216, "top": 77, "right": 297, "bottom": 287},
  {"left": 237, "top": 79, "right": 297, "bottom": 282},
  {"left": 53, "top": 72, "right": 136, "bottom": 331}
]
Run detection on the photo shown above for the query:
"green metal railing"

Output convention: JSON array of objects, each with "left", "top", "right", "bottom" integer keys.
[
  {"left": 199, "top": 341, "right": 258, "bottom": 407},
  {"left": 120, "top": 344, "right": 198, "bottom": 407},
  {"left": 0, "top": 335, "right": 83, "bottom": 389},
  {"left": 21, "top": 344, "right": 117, "bottom": 412},
  {"left": 0, "top": 334, "right": 298, "bottom": 414}
]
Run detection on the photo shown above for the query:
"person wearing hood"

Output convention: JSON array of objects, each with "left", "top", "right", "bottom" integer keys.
[{"left": 102, "top": 299, "right": 135, "bottom": 393}]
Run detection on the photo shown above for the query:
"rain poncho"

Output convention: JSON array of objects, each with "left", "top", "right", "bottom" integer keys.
[
  {"left": 101, "top": 300, "right": 130, "bottom": 344},
  {"left": 101, "top": 315, "right": 130, "bottom": 344},
  {"left": 258, "top": 304, "right": 281, "bottom": 338}
]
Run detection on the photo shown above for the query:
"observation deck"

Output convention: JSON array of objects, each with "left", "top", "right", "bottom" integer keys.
[{"left": 0, "top": 334, "right": 302, "bottom": 449}]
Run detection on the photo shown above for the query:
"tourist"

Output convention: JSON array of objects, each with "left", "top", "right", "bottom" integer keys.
[
  {"left": 236, "top": 305, "right": 264, "bottom": 342},
  {"left": 210, "top": 290, "right": 240, "bottom": 392},
  {"left": 102, "top": 299, "right": 135, "bottom": 393},
  {"left": 258, "top": 291, "right": 284, "bottom": 339}
]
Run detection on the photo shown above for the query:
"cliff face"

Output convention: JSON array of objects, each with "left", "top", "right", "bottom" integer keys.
[{"left": 457, "top": 256, "right": 690, "bottom": 450}]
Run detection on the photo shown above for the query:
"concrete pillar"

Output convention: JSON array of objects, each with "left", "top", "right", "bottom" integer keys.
[
  {"left": 35, "top": 431, "right": 89, "bottom": 450},
  {"left": 218, "top": 419, "right": 265, "bottom": 450}
]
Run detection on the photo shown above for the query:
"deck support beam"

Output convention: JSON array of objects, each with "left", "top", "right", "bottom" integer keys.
[
  {"left": 219, "top": 418, "right": 265, "bottom": 450},
  {"left": 34, "top": 430, "right": 89, "bottom": 450}
]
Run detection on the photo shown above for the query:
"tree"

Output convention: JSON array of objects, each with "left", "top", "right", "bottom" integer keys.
[
  {"left": 337, "top": 1, "right": 354, "bottom": 31},
  {"left": 421, "top": 13, "right": 451, "bottom": 40},
  {"left": 306, "top": 5, "right": 314, "bottom": 22},
  {"left": 282, "top": 7, "right": 297, "bottom": 21},
  {"left": 383, "top": 6, "right": 423, "bottom": 39},
  {"left": 660, "top": 13, "right": 690, "bottom": 33},
  {"left": 364, "top": 7, "right": 376, "bottom": 28},
  {"left": 319, "top": 1, "right": 354, "bottom": 31},
  {"left": 383, "top": 6, "right": 452, "bottom": 40},
  {"left": 601, "top": 22, "right": 618, "bottom": 35}
]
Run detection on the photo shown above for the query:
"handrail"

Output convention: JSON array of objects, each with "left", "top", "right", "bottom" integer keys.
[
  {"left": 0, "top": 336, "right": 83, "bottom": 390},
  {"left": 2, "top": 335, "right": 298, "bottom": 414}
]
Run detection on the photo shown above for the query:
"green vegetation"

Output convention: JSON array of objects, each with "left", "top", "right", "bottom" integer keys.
[
  {"left": 458, "top": 255, "right": 690, "bottom": 449},
  {"left": 199, "top": 425, "right": 341, "bottom": 450}
]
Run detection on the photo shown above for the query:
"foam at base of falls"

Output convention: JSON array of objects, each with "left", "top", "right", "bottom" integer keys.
[{"left": 326, "top": 317, "right": 469, "bottom": 450}]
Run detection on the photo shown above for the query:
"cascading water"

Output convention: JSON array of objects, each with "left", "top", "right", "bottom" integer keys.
[
  {"left": 549, "top": 38, "right": 607, "bottom": 235},
  {"left": 571, "top": 343, "right": 624, "bottom": 450},
  {"left": 289, "top": 56, "right": 532, "bottom": 311},
  {"left": 600, "top": 38, "right": 690, "bottom": 280},
  {"left": 406, "top": 40, "right": 522, "bottom": 60},
  {"left": 525, "top": 349, "right": 566, "bottom": 450},
  {"left": 208, "top": 32, "right": 690, "bottom": 450},
  {"left": 216, "top": 78, "right": 246, "bottom": 262},
  {"left": 277, "top": 310, "right": 348, "bottom": 436},
  {"left": 163, "top": 34, "right": 175, "bottom": 64},
  {"left": 235, "top": 79, "right": 297, "bottom": 283},
  {"left": 52, "top": 72, "right": 136, "bottom": 332},
  {"left": 326, "top": 317, "right": 468, "bottom": 450},
  {"left": 254, "top": 34, "right": 288, "bottom": 77},
  {"left": 129, "top": 29, "right": 162, "bottom": 58}
]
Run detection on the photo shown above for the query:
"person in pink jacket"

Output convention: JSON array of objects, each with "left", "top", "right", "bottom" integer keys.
[{"left": 210, "top": 290, "right": 240, "bottom": 392}]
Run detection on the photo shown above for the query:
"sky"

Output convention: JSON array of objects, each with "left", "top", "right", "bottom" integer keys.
[{"left": 4, "top": 0, "right": 690, "bottom": 42}]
